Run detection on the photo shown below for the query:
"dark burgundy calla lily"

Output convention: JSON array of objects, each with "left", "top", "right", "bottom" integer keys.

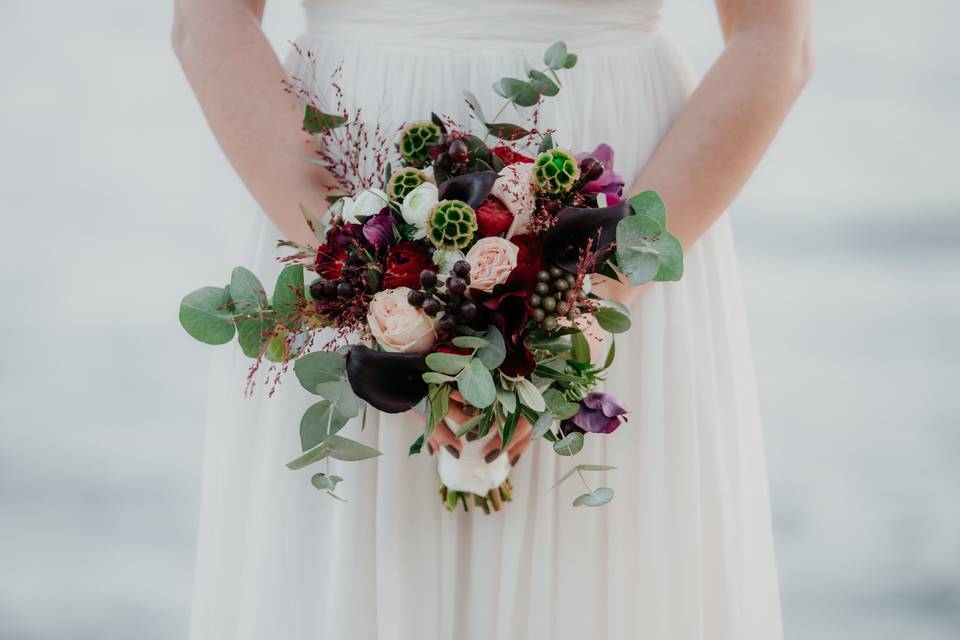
[
  {"left": 345, "top": 346, "right": 429, "bottom": 413},
  {"left": 438, "top": 171, "right": 499, "bottom": 209},
  {"left": 541, "top": 200, "right": 632, "bottom": 273},
  {"left": 475, "top": 263, "right": 538, "bottom": 377},
  {"left": 361, "top": 208, "right": 396, "bottom": 251}
]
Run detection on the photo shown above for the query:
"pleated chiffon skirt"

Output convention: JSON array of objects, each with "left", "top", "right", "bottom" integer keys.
[{"left": 190, "top": 9, "right": 783, "bottom": 639}]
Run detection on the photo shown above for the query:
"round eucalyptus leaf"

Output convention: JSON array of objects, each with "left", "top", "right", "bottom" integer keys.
[
  {"left": 456, "top": 358, "right": 497, "bottom": 409},
  {"left": 179, "top": 286, "right": 235, "bottom": 345},
  {"left": 573, "top": 487, "right": 615, "bottom": 507},
  {"left": 553, "top": 431, "right": 584, "bottom": 456}
]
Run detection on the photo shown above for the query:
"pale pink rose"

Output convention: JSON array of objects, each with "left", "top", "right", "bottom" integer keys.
[
  {"left": 367, "top": 287, "right": 437, "bottom": 353},
  {"left": 465, "top": 237, "right": 519, "bottom": 292},
  {"left": 490, "top": 163, "right": 536, "bottom": 238}
]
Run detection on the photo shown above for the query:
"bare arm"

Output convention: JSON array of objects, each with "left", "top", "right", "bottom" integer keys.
[
  {"left": 172, "top": 0, "right": 336, "bottom": 246},
  {"left": 597, "top": 0, "right": 813, "bottom": 306}
]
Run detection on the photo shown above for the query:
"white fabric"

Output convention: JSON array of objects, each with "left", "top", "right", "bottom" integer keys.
[{"left": 190, "top": 1, "right": 783, "bottom": 638}]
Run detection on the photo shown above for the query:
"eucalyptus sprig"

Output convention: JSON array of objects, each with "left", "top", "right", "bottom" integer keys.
[{"left": 463, "top": 41, "right": 578, "bottom": 143}]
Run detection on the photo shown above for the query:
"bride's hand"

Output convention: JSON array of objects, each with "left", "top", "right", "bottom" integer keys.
[{"left": 426, "top": 391, "right": 533, "bottom": 466}]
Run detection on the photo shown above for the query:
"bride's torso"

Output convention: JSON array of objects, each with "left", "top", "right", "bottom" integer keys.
[{"left": 300, "top": 0, "right": 665, "bottom": 50}]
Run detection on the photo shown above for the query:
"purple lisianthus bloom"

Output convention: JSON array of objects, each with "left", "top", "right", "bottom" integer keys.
[
  {"left": 560, "top": 392, "right": 628, "bottom": 435},
  {"left": 575, "top": 143, "right": 625, "bottom": 204},
  {"left": 361, "top": 208, "right": 397, "bottom": 250},
  {"left": 326, "top": 221, "right": 363, "bottom": 250}
]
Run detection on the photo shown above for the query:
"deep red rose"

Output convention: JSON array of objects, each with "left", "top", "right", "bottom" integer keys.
[
  {"left": 476, "top": 263, "right": 538, "bottom": 377},
  {"left": 509, "top": 232, "right": 544, "bottom": 273},
  {"left": 475, "top": 196, "right": 515, "bottom": 238},
  {"left": 383, "top": 241, "right": 432, "bottom": 289},
  {"left": 492, "top": 145, "right": 535, "bottom": 166},
  {"left": 314, "top": 243, "right": 347, "bottom": 280}
]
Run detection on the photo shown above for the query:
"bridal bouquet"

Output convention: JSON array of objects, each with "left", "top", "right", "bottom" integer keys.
[{"left": 179, "top": 42, "right": 684, "bottom": 511}]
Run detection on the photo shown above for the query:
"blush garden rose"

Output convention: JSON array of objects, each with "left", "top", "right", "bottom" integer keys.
[
  {"left": 368, "top": 287, "right": 438, "bottom": 353},
  {"left": 465, "top": 236, "right": 519, "bottom": 292}
]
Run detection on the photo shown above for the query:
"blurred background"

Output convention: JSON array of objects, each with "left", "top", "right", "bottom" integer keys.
[{"left": 0, "top": 0, "right": 957, "bottom": 638}]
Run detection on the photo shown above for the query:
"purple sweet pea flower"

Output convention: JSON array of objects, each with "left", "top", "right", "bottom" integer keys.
[
  {"left": 575, "top": 143, "right": 625, "bottom": 204},
  {"left": 361, "top": 208, "right": 397, "bottom": 251},
  {"left": 560, "top": 392, "right": 628, "bottom": 435}
]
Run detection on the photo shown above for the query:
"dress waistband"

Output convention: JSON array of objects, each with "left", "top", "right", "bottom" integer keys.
[{"left": 301, "top": 1, "right": 662, "bottom": 51}]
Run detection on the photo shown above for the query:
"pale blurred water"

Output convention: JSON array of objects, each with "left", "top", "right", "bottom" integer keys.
[{"left": 0, "top": 1, "right": 957, "bottom": 639}]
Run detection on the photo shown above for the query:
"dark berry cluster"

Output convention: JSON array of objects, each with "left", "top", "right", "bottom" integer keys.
[
  {"left": 427, "top": 132, "right": 471, "bottom": 173},
  {"left": 530, "top": 266, "right": 581, "bottom": 331},
  {"left": 308, "top": 255, "right": 378, "bottom": 302},
  {"left": 406, "top": 261, "right": 478, "bottom": 339}
]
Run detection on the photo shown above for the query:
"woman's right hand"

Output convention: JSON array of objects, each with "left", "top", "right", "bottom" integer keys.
[{"left": 426, "top": 392, "right": 533, "bottom": 467}]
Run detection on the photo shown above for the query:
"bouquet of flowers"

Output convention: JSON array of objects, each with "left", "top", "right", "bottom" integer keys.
[{"left": 179, "top": 42, "right": 684, "bottom": 512}]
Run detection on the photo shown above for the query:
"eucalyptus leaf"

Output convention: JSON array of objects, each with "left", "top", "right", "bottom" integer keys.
[
  {"left": 553, "top": 431, "right": 584, "bottom": 456},
  {"left": 573, "top": 487, "right": 614, "bottom": 507},
  {"left": 543, "top": 388, "right": 580, "bottom": 420},
  {"left": 553, "top": 464, "right": 616, "bottom": 489},
  {"left": 312, "top": 381, "right": 363, "bottom": 419},
  {"left": 179, "top": 286, "right": 235, "bottom": 345},
  {"left": 476, "top": 327, "right": 506, "bottom": 370},
  {"left": 563, "top": 53, "right": 578, "bottom": 69},
  {"left": 322, "top": 434, "right": 382, "bottom": 461},
  {"left": 311, "top": 473, "right": 343, "bottom": 492},
  {"left": 594, "top": 306, "right": 632, "bottom": 334},
  {"left": 497, "top": 389, "right": 518, "bottom": 415},
  {"left": 616, "top": 214, "right": 666, "bottom": 285},
  {"left": 456, "top": 359, "right": 497, "bottom": 409},
  {"left": 603, "top": 337, "right": 617, "bottom": 370},
  {"left": 230, "top": 266, "right": 268, "bottom": 314},
  {"left": 462, "top": 90, "right": 488, "bottom": 123},
  {"left": 492, "top": 78, "right": 540, "bottom": 108},
  {"left": 544, "top": 41, "right": 569, "bottom": 70},
  {"left": 451, "top": 336, "right": 489, "bottom": 349},
  {"left": 300, "top": 400, "right": 349, "bottom": 451},
  {"left": 236, "top": 315, "right": 272, "bottom": 358},
  {"left": 422, "top": 371, "right": 457, "bottom": 384},
  {"left": 653, "top": 230, "right": 684, "bottom": 281},
  {"left": 294, "top": 351, "right": 347, "bottom": 393},
  {"left": 426, "top": 352, "right": 472, "bottom": 375},
  {"left": 532, "top": 412, "right": 555, "bottom": 438},
  {"left": 527, "top": 69, "right": 559, "bottom": 96},
  {"left": 538, "top": 132, "right": 555, "bottom": 153},
  {"left": 628, "top": 190, "right": 666, "bottom": 227}
]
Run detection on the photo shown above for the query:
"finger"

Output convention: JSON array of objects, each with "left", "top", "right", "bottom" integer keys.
[
  {"left": 427, "top": 420, "right": 460, "bottom": 458},
  {"left": 482, "top": 416, "right": 533, "bottom": 463},
  {"left": 507, "top": 430, "right": 532, "bottom": 467}
]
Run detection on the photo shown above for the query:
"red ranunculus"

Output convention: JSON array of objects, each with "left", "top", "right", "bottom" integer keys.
[
  {"left": 383, "top": 241, "right": 432, "bottom": 289},
  {"left": 475, "top": 196, "right": 515, "bottom": 238},
  {"left": 314, "top": 243, "right": 347, "bottom": 280},
  {"left": 492, "top": 145, "right": 534, "bottom": 165}
]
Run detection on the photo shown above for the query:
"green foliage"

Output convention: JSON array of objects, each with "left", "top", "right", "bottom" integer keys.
[
  {"left": 287, "top": 434, "right": 381, "bottom": 470},
  {"left": 485, "top": 122, "right": 531, "bottom": 141},
  {"left": 476, "top": 327, "right": 506, "bottom": 370},
  {"left": 628, "top": 191, "right": 666, "bottom": 227},
  {"left": 311, "top": 472, "right": 343, "bottom": 492},
  {"left": 300, "top": 400, "right": 350, "bottom": 451},
  {"left": 230, "top": 267, "right": 267, "bottom": 314},
  {"left": 616, "top": 213, "right": 684, "bottom": 285},
  {"left": 514, "top": 378, "right": 546, "bottom": 412},
  {"left": 492, "top": 78, "right": 540, "bottom": 107},
  {"left": 457, "top": 359, "right": 497, "bottom": 409},
  {"left": 425, "top": 352, "right": 471, "bottom": 375},
  {"left": 553, "top": 431, "right": 585, "bottom": 456},
  {"left": 408, "top": 434, "right": 425, "bottom": 456},
  {"left": 532, "top": 412, "right": 555, "bottom": 438},
  {"left": 500, "top": 395, "right": 521, "bottom": 449},
  {"left": 570, "top": 331, "right": 591, "bottom": 364},
  {"left": 527, "top": 70, "right": 559, "bottom": 96},
  {"left": 594, "top": 306, "right": 631, "bottom": 334},
  {"left": 179, "top": 286, "right": 235, "bottom": 345},
  {"left": 273, "top": 265, "right": 304, "bottom": 317},
  {"left": 302, "top": 105, "right": 347, "bottom": 133},
  {"left": 543, "top": 388, "right": 580, "bottom": 420},
  {"left": 574, "top": 487, "right": 614, "bottom": 507},
  {"left": 451, "top": 335, "right": 489, "bottom": 349},
  {"left": 554, "top": 463, "right": 617, "bottom": 488},
  {"left": 294, "top": 351, "right": 347, "bottom": 393},
  {"left": 544, "top": 41, "right": 570, "bottom": 70}
]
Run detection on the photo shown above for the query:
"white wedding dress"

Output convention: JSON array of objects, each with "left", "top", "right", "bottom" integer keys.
[{"left": 190, "top": 1, "right": 783, "bottom": 638}]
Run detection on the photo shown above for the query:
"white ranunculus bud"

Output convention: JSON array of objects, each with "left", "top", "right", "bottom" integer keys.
[
  {"left": 341, "top": 188, "right": 389, "bottom": 224},
  {"left": 400, "top": 182, "right": 439, "bottom": 232}
]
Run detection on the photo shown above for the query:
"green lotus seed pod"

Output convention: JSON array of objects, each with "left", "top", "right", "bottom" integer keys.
[
  {"left": 533, "top": 148, "right": 579, "bottom": 194},
  {"left": 399, "top": 120, "right": 441, "bottom": 167},
  {"left": 428, "top": 200, "right": 477, "bottom": 250},
  {"left": 386, "top": 167, "right": 427, "bottom": 201}
]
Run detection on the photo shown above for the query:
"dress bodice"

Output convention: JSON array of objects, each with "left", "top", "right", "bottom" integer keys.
[{"left": 301, "top": 0, "right": 664, "bottom": 50}]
